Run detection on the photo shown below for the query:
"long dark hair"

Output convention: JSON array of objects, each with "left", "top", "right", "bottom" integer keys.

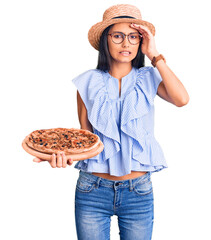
[{"left": 96, "top": 24, "right": 145, "bottom": 72}]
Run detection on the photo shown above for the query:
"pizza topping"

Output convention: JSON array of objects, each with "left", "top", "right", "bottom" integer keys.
[{"left": 27, "top": 128, "right": 99, "bottom": 153}]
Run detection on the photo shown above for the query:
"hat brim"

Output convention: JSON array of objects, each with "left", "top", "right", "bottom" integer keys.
[{"left": 88, "top": 18, "right": 155, "bottom": 51}]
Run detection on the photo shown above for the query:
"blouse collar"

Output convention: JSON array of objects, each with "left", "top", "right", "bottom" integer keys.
[
  {"left": 102, "top": 67, "right": 137, "bottom": 100},
  {"left": 105, "top": 67, "right": 136, "bottom": 81}
]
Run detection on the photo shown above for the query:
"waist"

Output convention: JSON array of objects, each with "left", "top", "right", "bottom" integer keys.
[{"left": 91, "top": 171, "right": 148, "bottom": 181}]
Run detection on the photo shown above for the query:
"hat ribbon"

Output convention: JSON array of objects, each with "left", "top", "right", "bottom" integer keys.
[{"left": 112, "top": 16, "right": 136, "bottom": 19}]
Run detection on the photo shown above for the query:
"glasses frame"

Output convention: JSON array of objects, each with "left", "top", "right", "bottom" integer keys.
[{"left": 107, "top": 31, "right": 142, "bottom": 45}]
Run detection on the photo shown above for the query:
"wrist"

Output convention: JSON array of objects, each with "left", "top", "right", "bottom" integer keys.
[
  {"left": 151, "top": 54, "right": 166, "bottom": 68},
  {"left": 148, "top": 51, "right": 160, "bottom": 61}
]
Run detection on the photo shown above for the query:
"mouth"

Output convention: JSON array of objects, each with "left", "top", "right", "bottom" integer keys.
[{"left": 119, "top": 51, "right": 131, "bottom": 56}]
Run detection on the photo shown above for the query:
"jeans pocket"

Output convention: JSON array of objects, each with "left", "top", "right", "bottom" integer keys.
[
  {"left": 76, "top": 176, "right": 96, "bottom": 193},
  {"left": 133, "top": 177, "right": 153, "bottom": 196}
]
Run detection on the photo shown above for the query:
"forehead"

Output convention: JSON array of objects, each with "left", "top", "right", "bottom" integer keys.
[{"left": 109, "top": 22, "right": 139, "bottom": 33}]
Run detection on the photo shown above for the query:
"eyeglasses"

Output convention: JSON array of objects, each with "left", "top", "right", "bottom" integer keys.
[{"left": 107, "top": 31, "right": 142, "bottom": 45}]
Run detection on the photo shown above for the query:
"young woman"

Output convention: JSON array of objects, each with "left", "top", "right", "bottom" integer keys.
[{"left": 33, "top": 4, "right": 189, "bottom": 240}]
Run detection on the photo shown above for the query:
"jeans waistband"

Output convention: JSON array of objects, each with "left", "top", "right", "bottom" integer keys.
[{"left": 78, "top": 170, "right": 152, "bottom": 188}]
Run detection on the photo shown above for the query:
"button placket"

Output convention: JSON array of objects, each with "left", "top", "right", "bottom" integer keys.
[{"left": 113, "top": 182, "right": 123, "bottom": 209}]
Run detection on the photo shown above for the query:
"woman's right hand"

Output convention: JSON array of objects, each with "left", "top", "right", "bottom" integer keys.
[{"left": 33, "top": 152, "right": 74, "bottom": 168}]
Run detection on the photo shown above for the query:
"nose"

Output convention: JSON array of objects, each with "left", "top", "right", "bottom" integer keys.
[{"left": 122, "top": 36, "right": 130, "bottom": 47}]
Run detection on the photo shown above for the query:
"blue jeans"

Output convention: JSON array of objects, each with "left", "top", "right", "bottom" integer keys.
[{"left": 74, "top": 170, "right": 154, "bottom": 240}]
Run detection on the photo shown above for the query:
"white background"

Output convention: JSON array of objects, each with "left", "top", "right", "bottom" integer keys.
[{"left": 1, "top": 0, "right": 210, "bottom": 239}]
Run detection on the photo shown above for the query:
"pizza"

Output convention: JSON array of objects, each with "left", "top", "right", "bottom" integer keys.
[{"left": 24, "top": 128, "right": 101, "bottom": 155}]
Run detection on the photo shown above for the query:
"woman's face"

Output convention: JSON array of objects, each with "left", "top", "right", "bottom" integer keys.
[{"left": 107, "top": 22, "right": 140, "bottom": 64}]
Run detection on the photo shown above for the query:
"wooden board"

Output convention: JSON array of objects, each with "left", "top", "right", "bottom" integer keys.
[{"left": 22, "top": 140, "right": 104, "bottom": 161}]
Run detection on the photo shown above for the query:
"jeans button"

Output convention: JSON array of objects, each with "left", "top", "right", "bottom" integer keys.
[{"left": 115, "top": 182, "right": 122, "bottom": 186}]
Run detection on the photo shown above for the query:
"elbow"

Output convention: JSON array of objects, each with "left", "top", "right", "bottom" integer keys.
[{"left": 175, "top": 95, "right": 190, "bottom": 107}]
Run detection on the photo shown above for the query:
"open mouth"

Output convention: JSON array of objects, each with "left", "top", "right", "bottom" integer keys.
[{"left": 119, "top": 51, "right": 131, "bottom": 56}]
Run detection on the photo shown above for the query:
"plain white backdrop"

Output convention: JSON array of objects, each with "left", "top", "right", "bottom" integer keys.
[{"left": 1, "top": 0, "right": 210, "bottom": 239}]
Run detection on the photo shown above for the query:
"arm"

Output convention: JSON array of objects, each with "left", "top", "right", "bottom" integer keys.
[
  {"left": 77, "top": 90, "right": 94, "bottom": 133},
  {"left": 149, "top": 52, "right": 190, "bottom": 107},
  {"left": 130, "top": 23, "right": 190, "bottom": 107}
]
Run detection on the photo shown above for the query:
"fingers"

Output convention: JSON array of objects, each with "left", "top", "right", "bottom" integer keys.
[
  {"left": 56, "top": 152, "right": 63, "bottom": 168},
  {"left": 131, "top": 23, "right": 148, "bottom": 32},
  {"left": 62, "top": 152, "right": 67, "bottom": 168},
  {"left": 50, "top": 153, "right": 57, "bottom": 168},
  {"left": 130, "top": 23, "right": 151, "bottom": 39},
  {"left": 67, "top": 158, "right": 74, "bottom": 165},
  {"left": 49, "top": 152, "right": 71, "bottom": 168},
  {"left": 34, "top": 153, "right": 74, "bottom": 168}
]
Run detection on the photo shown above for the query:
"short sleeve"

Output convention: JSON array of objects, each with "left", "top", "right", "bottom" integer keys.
[
  {"left": 136, "top": 66, "right": 163, "bottom": 102},
  {"left": 71, "top": 69, "right": 95, "bottom": 113},
  {"left": 149, "top": 67, "right": 163, "bottom": 99}
]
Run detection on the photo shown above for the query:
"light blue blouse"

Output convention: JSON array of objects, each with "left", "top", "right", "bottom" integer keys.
[{"left": 72, "top": 66, "right": 168, "bottom": 176}]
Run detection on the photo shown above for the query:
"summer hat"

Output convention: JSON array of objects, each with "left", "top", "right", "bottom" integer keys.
[{"left": 88, "top": 4, "right": 155, "bottom": 51}]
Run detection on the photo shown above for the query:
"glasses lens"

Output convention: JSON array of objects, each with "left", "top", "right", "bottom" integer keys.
[
  {"left": 111, "top": 33, "right": 124, "bottom": 44},
  {"left": 110, "top": 32, "right": 142, "bottom": 44},
  {"left": 129, "top": 33, "right": 142, "bottom": 44}
]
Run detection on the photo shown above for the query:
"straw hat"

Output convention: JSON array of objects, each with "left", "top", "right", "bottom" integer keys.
[{"left": 88, "top": 4, "right": 155, "bottom": 51}]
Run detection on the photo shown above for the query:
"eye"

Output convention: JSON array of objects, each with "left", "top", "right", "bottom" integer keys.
[
  {"left": 113, "top": 33, "right": 123, "bottom": 39},
  {"left": 130, "top": 34, "right": 139, "bottom": 39}
]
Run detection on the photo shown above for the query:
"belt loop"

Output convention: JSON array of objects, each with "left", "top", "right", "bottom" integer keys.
[
  {"left": 148, "top": 171, "right": 152, "bottom": 179},
  {"left": 129, "top": 179, "right": 133, "bottom": 192},
  {"left": 95, "top": 177, "right": 101, "bottom": 189}
]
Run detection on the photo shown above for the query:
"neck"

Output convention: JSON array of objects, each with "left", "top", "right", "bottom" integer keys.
[{"left": 109, "top": 62, "right": 132, "bottom": 80}]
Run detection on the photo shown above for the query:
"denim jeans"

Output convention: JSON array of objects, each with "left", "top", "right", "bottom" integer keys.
[{"left": 74, "top": 170, "right": 154, "bottom": 240}]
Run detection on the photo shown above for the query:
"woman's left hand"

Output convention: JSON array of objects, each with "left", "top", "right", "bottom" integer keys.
[{"left": 130, "top": 23, "right": 159, "bottom": 60}]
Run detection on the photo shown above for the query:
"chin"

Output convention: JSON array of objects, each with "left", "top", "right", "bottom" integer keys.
[{"left": 117, "top": 58, "right": 134, "bottom": 63}]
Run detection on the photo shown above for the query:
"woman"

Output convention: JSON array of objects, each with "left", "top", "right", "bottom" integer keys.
[{"left": 34, "top": 4, "right": 189, "bottom": 240}]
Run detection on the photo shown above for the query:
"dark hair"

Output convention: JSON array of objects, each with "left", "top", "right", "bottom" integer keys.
[{"left": 96, "top": 24, "right": 145, "bottom": 72}]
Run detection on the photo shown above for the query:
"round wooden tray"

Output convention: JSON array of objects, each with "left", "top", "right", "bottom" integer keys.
[{"left": 22, "top": 140, "right": 104, "bottom": 161}]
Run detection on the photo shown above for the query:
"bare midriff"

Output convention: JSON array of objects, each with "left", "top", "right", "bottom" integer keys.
[{"left": 91, "top": 171, "right": 148, "bottom": 181}]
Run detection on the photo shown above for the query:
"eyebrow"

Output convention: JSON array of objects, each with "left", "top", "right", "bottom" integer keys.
[{"left": 110, "top": 31, "right": 139, "bottom": 34}]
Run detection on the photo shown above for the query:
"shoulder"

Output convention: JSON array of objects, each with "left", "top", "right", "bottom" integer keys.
[
  {"left": 136, "top": 66, "right": 154, "bottom": 87},
  {"left": 135, "top": 66, "right": 162, "bottom": 99},
  {"left": 136, "top": 66, "right": 162, "bottom": 83},
  {"left": 72, "top": 69, "right": 103, "bottom": 84},
  {"left": 136, "top": 66, "right": 157, "bottom": 77},
  {"left": 71, "top": 69, "right": 107, "bottom": 103}
]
